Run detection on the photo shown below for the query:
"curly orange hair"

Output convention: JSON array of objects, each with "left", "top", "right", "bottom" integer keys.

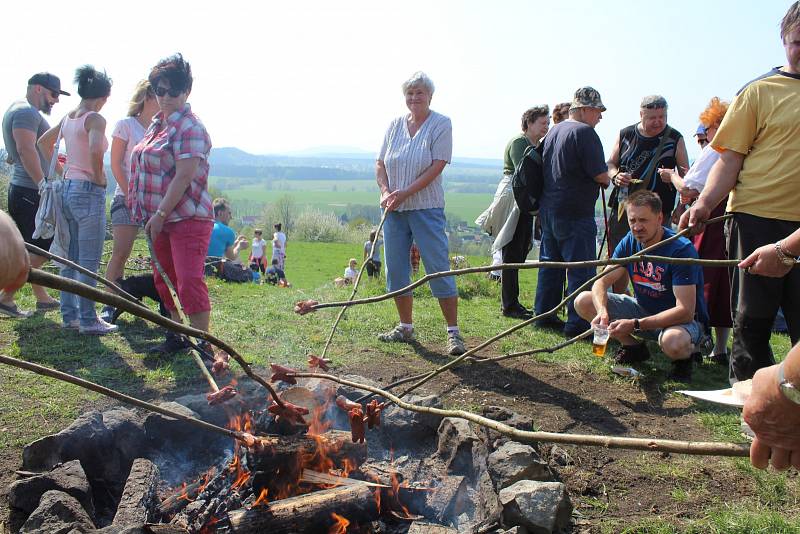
[{"left": 699, "top": 97, "right": 729, "bottom": 128}]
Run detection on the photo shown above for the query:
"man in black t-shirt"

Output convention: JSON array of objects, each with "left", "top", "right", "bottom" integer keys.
[
  {"left": 606, "top": 95, "right": 689, "bottom": 253},
  {"left": 534, "top": 87, "right": 611, "bottom": 337}
]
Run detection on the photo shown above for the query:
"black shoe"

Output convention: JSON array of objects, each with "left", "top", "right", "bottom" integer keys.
[
  {"left": 614, "top": 343, "right": 651, "bottom": 364},
  {"left": 503, "top": 305, "right": 533, "bottom": 319},
  {"left": 533, "top": 317, "right": 566, "bottom": 331},
  {"left": 668, "top": 358, "right": 693, "bottom": 382},
  {"left": 691, "top": 351, "right": 703, "bottom": 364},
  {"left": 148, "top": 332, "right": 191, "bottom": 356}
]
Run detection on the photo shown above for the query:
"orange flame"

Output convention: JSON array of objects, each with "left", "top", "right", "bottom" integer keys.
[
  {"left": 328, "top": 513, "right": 350, "bottom": 534},
  {"left": 253, "top": 488, "right": 270, "bottom": 507}
]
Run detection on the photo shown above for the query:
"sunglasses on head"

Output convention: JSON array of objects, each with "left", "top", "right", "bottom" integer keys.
[{"left": 153, "top": 85, "right": 184, "bottom": 98}]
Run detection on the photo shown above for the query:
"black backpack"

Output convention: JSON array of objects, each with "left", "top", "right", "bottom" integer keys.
[{"left": 511, "top": 144, "right": 544, "bottom": 215}]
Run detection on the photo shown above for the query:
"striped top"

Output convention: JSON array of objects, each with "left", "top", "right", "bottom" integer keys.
[{"left": 378, "top": 110, "right": 452, "bottom": 211}]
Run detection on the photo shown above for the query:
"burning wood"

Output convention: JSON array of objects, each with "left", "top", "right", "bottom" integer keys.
[{"left": 223, "top": 483, "right": 378, "bottom": 533}]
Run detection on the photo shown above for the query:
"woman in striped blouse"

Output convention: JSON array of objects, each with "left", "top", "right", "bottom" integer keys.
[{"left": 375, "top": 72, "right": 465, "bottom": 356}]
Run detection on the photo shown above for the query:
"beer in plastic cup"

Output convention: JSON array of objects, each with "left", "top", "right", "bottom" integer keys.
[{"left": 592, "top": 326, "right": 610, "bottom": 357}]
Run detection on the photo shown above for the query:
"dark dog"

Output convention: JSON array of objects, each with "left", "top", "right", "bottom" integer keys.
[{"left": 110, "top": 273, "right": 168, "bottom": 323}]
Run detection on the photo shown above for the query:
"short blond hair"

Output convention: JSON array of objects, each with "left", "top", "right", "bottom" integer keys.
[
  {"left": 782, "top": 1, "right": 800, "bottom": 42},
  {"left": 127, "top": 79, "right": 153, "bottom": 117}
]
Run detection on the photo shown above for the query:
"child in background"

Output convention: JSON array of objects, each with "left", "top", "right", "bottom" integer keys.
[
  {"left": 249, "top": 229, "right": 268, "bottom": 274},
  {"left": 335, "top": 258, "right": 359, "bottom": 287}
]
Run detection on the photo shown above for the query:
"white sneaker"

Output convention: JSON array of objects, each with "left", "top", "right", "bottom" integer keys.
[{"left": 79, "top": 318, "right": 119, "bottom": 336}]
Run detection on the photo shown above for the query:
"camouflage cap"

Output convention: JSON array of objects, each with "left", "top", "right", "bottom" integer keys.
[{"left": 570, "top": 86, "right": 606, "bottom": 112}]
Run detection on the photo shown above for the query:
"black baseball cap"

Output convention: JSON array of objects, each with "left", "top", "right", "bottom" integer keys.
[{"left": 27, "top": 72, "right": 70, "bottom": 96}]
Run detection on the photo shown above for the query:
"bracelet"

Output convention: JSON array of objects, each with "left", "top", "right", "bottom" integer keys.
[{"left": 775, "top": 241, "right": 797, "bottom": 266}]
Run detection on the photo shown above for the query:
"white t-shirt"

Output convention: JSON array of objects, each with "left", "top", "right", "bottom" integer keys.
[
  {"left": 273, "top": 231, "right": 287, "bottom": 254},
  {"left": 682, "top": 144, "right": 722, "bottom": 193},
  {"left": 344, "top": 266, "right": 358, "bottom": 280},
  {"left": 251, "top": 237, "right": 267, "bottom": 258},
  {"left": 111, "top": 117, "right": 146, "bottom": 198},
  {"left": 377, "top": 110, "right": 452, "bottom": 211}
]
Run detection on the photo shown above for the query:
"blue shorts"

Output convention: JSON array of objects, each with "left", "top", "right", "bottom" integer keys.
[
  {"left": 605, "top": 292, "right": 705, "bottom": 346},
  {"left": 384, "top": 208, "right": 456, "bottom": 298},
  {"left": 110, "top": 195, "right": 137, "bottom": 226}
]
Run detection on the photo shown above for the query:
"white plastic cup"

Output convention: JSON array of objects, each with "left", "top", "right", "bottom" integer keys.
[{"left": 592, "top": 326, "right": 610, "bottom": 357}]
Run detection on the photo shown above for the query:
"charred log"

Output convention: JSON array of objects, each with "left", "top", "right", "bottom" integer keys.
[{"left": 222, "top": 484, "right": 379, "bottom": 533}]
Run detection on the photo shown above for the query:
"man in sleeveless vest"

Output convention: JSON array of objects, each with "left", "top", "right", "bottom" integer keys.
[
  {"left": 606, "top": 96, "right": 689, "bottom": 256},
  {"left": 681, "top": 2, "right": 800, "bottom": 382}
]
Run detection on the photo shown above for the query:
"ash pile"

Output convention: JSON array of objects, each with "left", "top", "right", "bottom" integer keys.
[{"left": 4, "top": 374, "right": 573, "bottom": 533}]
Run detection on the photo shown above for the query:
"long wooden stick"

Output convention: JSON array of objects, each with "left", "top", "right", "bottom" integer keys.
[
  {"left": 26, "top": 268, "right": 287, "bottom": 410},
  {"left": 291, "top": 372, "right": 750, "bottom": 457},
  {"left": 320, "top": 210, "right": 388, "bottom": 359},
  {"left": 310, "top": 255, "right": 737, "bottom": 311},
  {"left": 0, "top": 354, "right": 241, "bottom": 441}
]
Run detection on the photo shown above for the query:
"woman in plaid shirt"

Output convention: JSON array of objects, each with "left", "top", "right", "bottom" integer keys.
[{"left": 128, "top": 54, "right": 214, "bottom": 354}]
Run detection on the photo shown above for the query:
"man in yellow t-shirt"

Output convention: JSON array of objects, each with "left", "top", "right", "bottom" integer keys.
[{"left": 681, "top": 1, "right": 800, "bottom": 382}]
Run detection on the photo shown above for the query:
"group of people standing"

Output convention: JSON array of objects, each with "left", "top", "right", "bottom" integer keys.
[{"left": 2, "top": 54, "right": 216, "bottom": 353}]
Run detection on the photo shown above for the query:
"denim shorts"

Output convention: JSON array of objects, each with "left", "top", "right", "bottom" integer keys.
[
  {"left": 110, "top": 195, "right": 136, "bottom": 226},
  {"left": 605, "top": 292, "right": 705, "bottom": 345},
  {"left": 384, "top": 208, "right": 456, "bottom": 298}
]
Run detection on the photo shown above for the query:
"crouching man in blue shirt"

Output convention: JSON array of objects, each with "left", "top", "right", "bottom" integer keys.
[{"left": 574, "top": 190, "right": 709, "bottom": 381}]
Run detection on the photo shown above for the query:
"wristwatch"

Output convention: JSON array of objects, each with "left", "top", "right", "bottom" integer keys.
[
  {"left": 633, "top": 319, "right": 641, "bottom": 332},
  {"left": 155, "top": 209, "right": 167, "bottom": 218},
  {"left": 778, "top": 361, "right": 800, "bottom": 405},
  {"left": 775, "top": 241, "right": 799, "bottom": 267}
]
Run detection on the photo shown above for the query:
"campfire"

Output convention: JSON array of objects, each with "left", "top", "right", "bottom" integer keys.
[{"left": 8, "top": 363, "right": 568, "bottom": 534}]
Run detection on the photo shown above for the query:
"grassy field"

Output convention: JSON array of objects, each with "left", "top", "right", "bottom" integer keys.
[
  {"left": 209, "top": 177, "right": 493, "bottom": 224},
  {"left": 1, "top": 240, "right": 799, "bottom": 532}
]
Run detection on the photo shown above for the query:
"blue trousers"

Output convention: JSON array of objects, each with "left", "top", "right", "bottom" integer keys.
[
  {"left": 60, "top": 180, "right": 106, "bottom": 327},
  {"left": 534, "top": 209, "right": 596, "bottom": 333}
]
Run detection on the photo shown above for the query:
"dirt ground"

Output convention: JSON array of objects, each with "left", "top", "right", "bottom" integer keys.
[{"left": 0, "top": 341, "right": 793, "bottom": 533}]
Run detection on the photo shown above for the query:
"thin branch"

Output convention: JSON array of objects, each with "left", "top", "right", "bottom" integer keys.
[
  {"left": 291, "top": 372, "right": 750, "bottom": 457},
  {"left": 25, "top": 242, "right": 142, "bottom": 306},
  {"left": 26, "top": 268, "right": 286, "bottom": 409},
  {"left": 311, "top": 255, "right": 737, "bottom": 311},
  {"left": 321, "top": 210, "right": 388, "bottom": 359}
]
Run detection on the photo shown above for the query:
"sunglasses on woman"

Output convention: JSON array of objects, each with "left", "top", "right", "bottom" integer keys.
[{"left": 153, "top": 85, "right": 184, "bottom": 98}]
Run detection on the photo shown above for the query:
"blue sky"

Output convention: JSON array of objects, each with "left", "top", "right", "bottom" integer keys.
[{"left": 1, "top": 0, "right": 792, "bottom": 162}]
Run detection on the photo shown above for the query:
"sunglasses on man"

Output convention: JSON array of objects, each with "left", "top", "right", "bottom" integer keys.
[{"left": 153, "top": 85, "right": 184, "bottom": 98}]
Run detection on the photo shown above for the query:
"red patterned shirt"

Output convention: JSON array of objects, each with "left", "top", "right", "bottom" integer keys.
[{"left": 128, "top": 104, "right": 213, "bottom": 224}]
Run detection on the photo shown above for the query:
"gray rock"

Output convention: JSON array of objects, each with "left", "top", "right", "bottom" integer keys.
[
  {"left": 480, "top": 406, "right": 535, "bottom": 450},
  {"left": 423, "top": 475, "right": 468, "bottom": 523},
  {"left": 112, "top": 459, "right": 160, "bottom": 526},
  {"left": 437, "top": 417, "right": 484, "bottom": 475},
  {"left": 488, "top": 442, "right": 552, "bottom": 490},
  {"left": 407, "top": 521, "right": 458, "bottom": 534},
  {"left": 498, "top": 481, "right": 572, "bottom": 534},
  {"left": 23, "top": 411, "right": 111, "bottom": 474},
  {"left": 143, "top": 402, "right": 200, "bottom": 443},
  {"left": 501, "top": 527, "right": 530, "bottom": 534},
  {"left": 19, "top": 490, "right": 95, "bottom": 533},
  {"left": 102, "top": 408, "right": 148, "bottom": 487},
  {"left": 382, "top": 394, "right": 443, "bottom": 440},
  {"left": 172, "top": 392, "right": 230, "bottom": 427},
  {"left": 8, "top": 460, "right": 94, "bottom": 518}
]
